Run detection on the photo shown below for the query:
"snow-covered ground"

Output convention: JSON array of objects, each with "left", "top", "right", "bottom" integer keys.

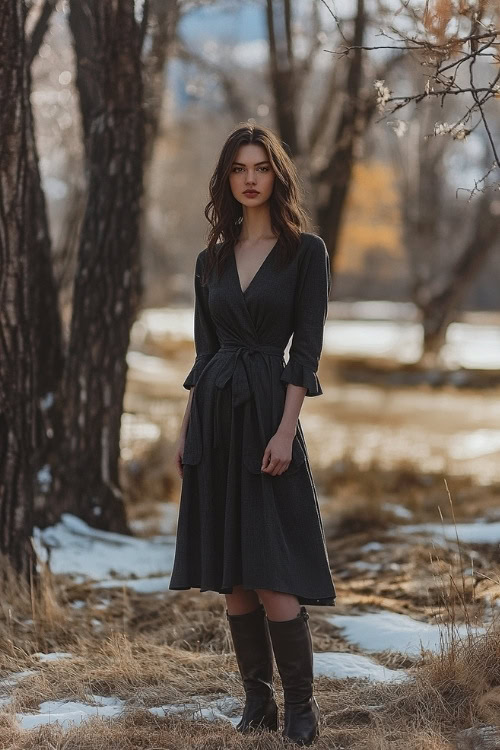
[
  {"left": 131, "top": 305, "right": 500, "bottom": 369},
  {"left": 16, "top": 695, "right": 128, "bottom": 730},
  {"left": 326, "top": 610, "right": 485, "bottom": 657},
  {"left": 313, "top": 651, "right": 407, "bottom": 683},
  {"left": 12, "top": 692, "right": 243, "bottom": 731},
  {"left": 32, "top": 513, "right": 176, "bottom": 582},
  {"left": 9, "top": 508, "right": 492, "bottom": 733},
  {"left": 5, "top": 651, "right": 406, "bottom": 733},
  {"left": 91, "top": 575, "right": 172, "bottom": 593},
  {"left": 1, "top": 511, "right": 417, "bottom": 733},
  {"left": 395, "top": 520, "right": 500, "bottom": 546}
]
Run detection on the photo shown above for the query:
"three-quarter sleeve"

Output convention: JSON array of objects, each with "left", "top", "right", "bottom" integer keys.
[
  {"left": 280, "top": 235, "right": 331, "bottom": 397},
  {"left": 183, "top": 251, "right": 220, "bottom": 390}
]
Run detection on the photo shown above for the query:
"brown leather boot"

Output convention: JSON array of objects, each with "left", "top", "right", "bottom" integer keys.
[
  {"left": 267, "top": 606, "right": 320, "bottom": 746},
  {"left": 226, "top": 603, "right": 278, "bottom": 733}
]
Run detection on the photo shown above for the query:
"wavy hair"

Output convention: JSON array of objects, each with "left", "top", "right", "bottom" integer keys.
[{"left": 201, "top": 122, "right": 312, "bottom": 284}]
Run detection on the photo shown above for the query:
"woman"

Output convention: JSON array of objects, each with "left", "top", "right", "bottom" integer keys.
[{"left": 169, "top": 122, "right": 336, "bottom": 747}]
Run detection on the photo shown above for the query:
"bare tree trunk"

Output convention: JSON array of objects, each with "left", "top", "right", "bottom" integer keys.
[
  {"left": 143, "top": 0, "right": 180, "bottom": 165},
  {"left": 27, "top": 0, "right": 57, "bottom": 65},
  {"left": 394, "top": 80, "right": 500, "bottom": 362},
  {"left": 176, "top": 41, "right": 249, "bottom": 124},
  {"left": 52, "top": 0, "right": 145, "bottom": 532},
  {"left": 417, "top": 195, "right": 500, "bottom": 361},
  {"left": 315, "top": 0, "right": 366, "bottom": 262},
  {"left": 29, "top": 110, "right": 65, "bottom": 531},
  {"left": 11, "top": 0, "right": 66, "bottom": 532},
  {"left": 400, "top": 118, "right": 446, "bottom": 302},
  {"left": 266, "top": 0, "right": 299, "bottom": 156},
  {"left": 0, "top": 0, "right": 39, "bottom": 581}
]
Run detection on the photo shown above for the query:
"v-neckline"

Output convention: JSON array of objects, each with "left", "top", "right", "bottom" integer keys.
[{"left": 232, "top": 238, "right": 279, "bottom": 297}]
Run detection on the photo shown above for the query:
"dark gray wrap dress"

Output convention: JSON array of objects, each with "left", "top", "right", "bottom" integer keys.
[{"left": 169, "top": 231, "right": 336, "bottom": 606}]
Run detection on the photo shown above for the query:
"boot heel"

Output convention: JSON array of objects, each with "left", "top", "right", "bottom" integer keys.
[{"left": 263, "top": 702, "right": 278, "bottom": 731}]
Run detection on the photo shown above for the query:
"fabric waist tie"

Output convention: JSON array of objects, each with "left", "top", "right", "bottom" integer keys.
[
  {"left": 216, "top": 344, "right": 284, "bottom": 401},
  {"left": 212, "top": 343, "right": 285, "bottom": 452}
]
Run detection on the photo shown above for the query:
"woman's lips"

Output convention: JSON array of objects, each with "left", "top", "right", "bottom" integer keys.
[{"left": 243, "top": 191, "right": 259, "bottom": 197}]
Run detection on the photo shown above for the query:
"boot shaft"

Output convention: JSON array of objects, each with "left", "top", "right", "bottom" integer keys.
[
  {"left": 267, "top": 605, "right": 320, "bottom": 745},
  {"left": 266, "top": 606, "right": 314, "bottom": 704},
  {"left": 226, "top": 603, "right": 278, "bottom": 733},
  {"left": 226, "top": 603, "right": 274, "bottom": 685}
]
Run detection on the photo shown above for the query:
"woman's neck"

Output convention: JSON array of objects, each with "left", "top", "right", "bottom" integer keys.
[{"left": 239, "top": 204, "right": 275, "bottom": 242}]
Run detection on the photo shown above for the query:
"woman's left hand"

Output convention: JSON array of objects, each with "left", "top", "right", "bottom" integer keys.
[{"left": 261, "top": 431, "right": 294, "bottom": 475}]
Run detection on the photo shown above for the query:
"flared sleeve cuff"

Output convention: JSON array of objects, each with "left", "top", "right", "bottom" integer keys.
[
  {"left": 183, "top": 353, "right": 214, "bottom": 390},
  {"left": 280, "top": 357, "right": 323, "bottom": 397}
]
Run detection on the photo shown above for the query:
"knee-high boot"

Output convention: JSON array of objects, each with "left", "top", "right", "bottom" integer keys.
[
  {"left": 226, "top": 603, "right": 278, "bottom": 733},
  {"left": 267, "top": 605, "right": 320, "bottom": 746}
]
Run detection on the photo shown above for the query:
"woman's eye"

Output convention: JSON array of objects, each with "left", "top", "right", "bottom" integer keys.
[{"left": 231, "top": 166, "right": 269, "bottom": 172}]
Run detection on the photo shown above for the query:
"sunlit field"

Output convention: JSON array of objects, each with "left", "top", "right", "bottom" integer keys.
[{"left": 3, "top": 307, "right": 500, "bottom": 749}]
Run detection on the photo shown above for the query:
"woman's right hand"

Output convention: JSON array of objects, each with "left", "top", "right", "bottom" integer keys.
[
  {"left": 176, "top": 391, "right": 193, "bottom": 480},
  {"left": 174, "top": 435, "right": 186, "bottom": 479}
]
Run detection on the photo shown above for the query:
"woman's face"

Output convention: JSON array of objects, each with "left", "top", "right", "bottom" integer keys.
[{"left": 228, "top": 143, "right": 276, "bottom": 208}]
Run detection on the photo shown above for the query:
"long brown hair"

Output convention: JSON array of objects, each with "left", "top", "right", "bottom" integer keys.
[{"left": 201, "top": 122, "right": 312, "bottom": 284}]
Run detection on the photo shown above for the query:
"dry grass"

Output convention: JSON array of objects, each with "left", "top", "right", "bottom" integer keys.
[
  {"left": 321, "top": 451, "right": 500, "bottom": 528},
  {"left": 3, "top": 461, "right": 500, "bottom": 748}
]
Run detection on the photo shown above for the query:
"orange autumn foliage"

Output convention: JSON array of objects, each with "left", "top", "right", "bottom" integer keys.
[
  {"left": 423, "top": 0, "right": 454, "bottom": 43},
  {"left": 336, "top": 161, "right": 403, "bottom": 276}
]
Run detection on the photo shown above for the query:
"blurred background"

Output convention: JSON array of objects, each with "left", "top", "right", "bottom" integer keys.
[{"left": 29, "top": 0, "right": 500, "bottom": 520}]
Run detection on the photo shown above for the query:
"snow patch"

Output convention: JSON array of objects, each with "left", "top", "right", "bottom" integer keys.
[
  {"left": 14, "top": 693, "right": 241, "bottom": 731},
  {"left": 382, "top": 503, "right": 413, "bottom": 519},
  {"left": 398, "top": 520, "right": 500, "bottom": 545},
  {"left": 449, "top": 429, "right": 500, "bottom": 460},
  {"left": 327, "top": 610, "right": 485, "bottom": 656},
  {"left": 91, "top": 575, "right": 171, "bottom": 593},
  {"left": 351, "top": 561, "right": 382, "bottom": 573},
  {"left": 34, "top": 652, "right": 73, "bottom": 663},
  {"left": 0, "top": 670, "right": 37, "bottom": 689},
  {"left": 360, "top": 541, "right": 384, "bottom": 553},
  {"left": 32, "top": 513, "right": 176, "bottom": 581},
  {"left": 149, "top": 695, "right": 242, "bottom": 726},
  {"left": 16, "top": 695, "right": 126, "bottom": 730},
  {"left": 313, "top": 652, "right": 407, "bottom": 683}
]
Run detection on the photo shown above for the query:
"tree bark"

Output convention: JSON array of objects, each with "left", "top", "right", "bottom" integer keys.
[
  {"left": 266, "top": 0, "right": 299, "bottom": 156},
  {"left": 27, "top": 0, "right": 57, "bottom": 65},
  {"left": 0, "top": 0, "right": 39, "bottom": 581},
  {"left": 29, "top": 105, "right": 65, "bottom": 532},
  {"left": 143, "top": 0, "right": 180, "bottom": 165},
  {"left": 316, "top": 0, "right": 366, "bottom": 262},
  {"left": 417, "top": 194, "right": 500, "bottom": 360},
  {"left": 53, "top": 0, "right": 145, "bottom": 532}
]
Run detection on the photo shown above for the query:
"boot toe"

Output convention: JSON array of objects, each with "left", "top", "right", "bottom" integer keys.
[
  {"left": 237, "top": 694, "right": 278, "bottom": 732},
  {"left": 283, "top": 697, "right": 320, "bottom": 745}
]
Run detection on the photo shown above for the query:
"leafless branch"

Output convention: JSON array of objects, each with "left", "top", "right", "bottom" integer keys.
[
  {"left": 27, "top": 0, "right": 56, "bottom": 65},
  {"left": 327, "top": 1, "right": 499, "bottom": 191}
]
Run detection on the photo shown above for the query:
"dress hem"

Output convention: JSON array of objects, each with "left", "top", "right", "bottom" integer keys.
[{"left": 168, "top": 581, "right": 336, "bottom": 607}]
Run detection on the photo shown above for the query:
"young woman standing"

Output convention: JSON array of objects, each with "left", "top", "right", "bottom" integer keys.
[{"left": 170, "top": 123, "right": 336, "bottom": 746}]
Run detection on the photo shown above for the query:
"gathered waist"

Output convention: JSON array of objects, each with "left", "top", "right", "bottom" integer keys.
[
  {"left": 184, "top": 342, "right": 286, "bottom": 464},
  {"left": 218, "top": 343, "right": 284, "bottom": 358}
]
